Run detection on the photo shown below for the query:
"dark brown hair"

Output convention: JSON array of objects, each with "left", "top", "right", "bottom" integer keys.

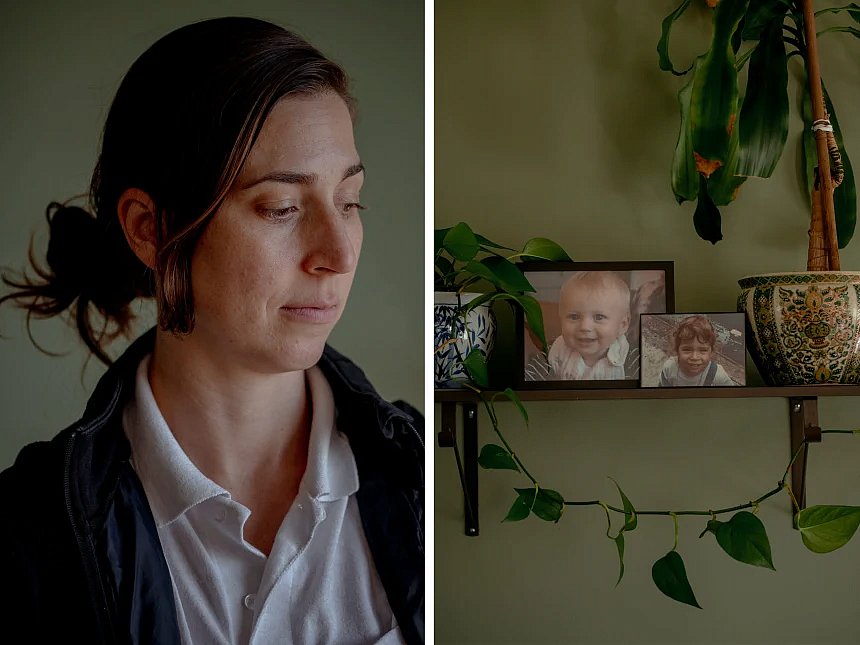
[
  {"left": 672, "top": 315, "right": 718, "bottom": 354},
  {"left": 0, "top": 17, "right": 354, "bottom": 367}
]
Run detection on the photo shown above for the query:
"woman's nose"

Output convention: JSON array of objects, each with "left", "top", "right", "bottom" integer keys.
[{"left": 300, "top": 208, "right": 359, "bottom": 275}]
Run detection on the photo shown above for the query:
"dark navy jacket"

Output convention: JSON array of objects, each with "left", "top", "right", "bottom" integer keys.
[{"left": 0, "top": 327, "right": 424, "bottom": 644}]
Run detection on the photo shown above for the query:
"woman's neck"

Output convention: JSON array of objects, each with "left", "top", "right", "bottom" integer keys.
[{"left": 147, "top": 329, "right": 312, "bottom": 502}]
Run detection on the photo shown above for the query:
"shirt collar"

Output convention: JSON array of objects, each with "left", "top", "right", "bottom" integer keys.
[
  {"left": 123, "top": 353, "right": 227, "bottom": 528},
  {"left": 303, "top": 364, "right": 359, "bottom": 502},
  {"left": 123, "top": 353, "right": 359, "bottom": 528}
]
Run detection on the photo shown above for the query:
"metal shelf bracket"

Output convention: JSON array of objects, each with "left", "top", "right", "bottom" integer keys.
[{"left": 788, "top": 397, "right": 821, "bottom": 514}]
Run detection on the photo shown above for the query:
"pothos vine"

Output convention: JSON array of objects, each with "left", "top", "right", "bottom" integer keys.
[{"left": 454, "top": 350, "right": 860, "bottom": 609}]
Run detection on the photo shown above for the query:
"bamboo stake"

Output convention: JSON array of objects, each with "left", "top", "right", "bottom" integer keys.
[{"left": 801, "top": 0, "right": 840, "bottom": 271}]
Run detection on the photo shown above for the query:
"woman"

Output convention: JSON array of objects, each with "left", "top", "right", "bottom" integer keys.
[{"left": 0, "top": 17, "right": 423, "bottom": 645}]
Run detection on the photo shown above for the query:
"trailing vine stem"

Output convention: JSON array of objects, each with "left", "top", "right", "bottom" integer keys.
[{"left": 484, "top": 388, "right": 856, "bottom": 520}]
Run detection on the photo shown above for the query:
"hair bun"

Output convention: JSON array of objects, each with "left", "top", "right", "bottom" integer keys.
[{"left": 44, "top": 202, "right": 100, "bottom": 287}]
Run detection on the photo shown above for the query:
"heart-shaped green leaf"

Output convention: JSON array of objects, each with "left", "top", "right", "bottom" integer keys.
[
  {"left": 610, "top": 478, "right": 637, "bottom": 532},
  {"left": 519, "top": 237, "right": 572, "bottom": 262},
  {"left": 434, "top": 227, "right": 452, "bottom": 255},
  {"left": 515, "top": 487, "right": 564, "bottom": 523},
  {"left": 443, "top": 222, "right": 479, "bottom": 261},
  {"left": 796, "top": 505, "right": 860, "bottom": 553},
  {"left": 462, "top": 349, "right": 490, "bottom": 388},
  {"left": 652, "top": 551, "right": 702, "bottom": 609},
  {"left": 477, "top": 444, "right": 520, "bottom": 472},
  {"left": 503, "top": 494, "right": 531, "bottom": 522},
  {"left": 709, "top": 511, "right": 775, "bottom": 570},
  {"left": 492, "top": 387, "right": 529, "bottom": 430}
]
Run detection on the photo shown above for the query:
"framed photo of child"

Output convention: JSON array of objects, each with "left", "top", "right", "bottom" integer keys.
[
  {"left": 516, "top": 261, "right": 675, "bottom": 389},
  {"left": 640, "top": 313, "right": 746, "bottom": 387}
]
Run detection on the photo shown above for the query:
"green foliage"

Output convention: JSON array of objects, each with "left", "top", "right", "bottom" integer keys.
[
  {"left": 462, "top": 349, "right": 490, "bottom": 388},
  {"left": 658, "top": 0, "right": 694, "bottom": 76},
  {"left": 492, "top": 388, "right": 529, "bottom": 429},
  {"left": 613, "top": 534, "right": 625, "bottom": 587},
  {"left": 796, "top": 505, "right": 860, "bottom": 553},
  {"left": 441, "top": 222, "right": 479, "bottom": 261},
  {"left": 693, "top": 176, "right": 723, "bottom": 244},
  {"left": 519, "top": 237, "right": 573, "bottom": 262},
  {"left": 608, "top": 479, "right": 637, "bottom": 585},
  {"left": 652, "top": 551, "right": 701, "bottom": 609},
  {"left": 689, "top": 0, "right": 749, "bottom": 168},
  {"left": 478, "top": 444, "right": 520, "bottom": 472},
  {"left": 611, "top": 478, "right": 638, "bottom": 533},
  {"left": 671, "top": 72, "right": 699, "bottom": 204},
  {"left": 434, "top": 222, "right": 570, "bottom": 370},
  {"left": 703, "top": 511, "right": 775, "bottom": 570},
  {"left": 513, "top": 487, "right": 565, "bottom": 523},
  {"left": 503, "top": 495, "right": 531, "bottom": 523},
  {"left": 659, "top": 0, "right": 858, "bottom": 248},
  {"left": 736, "top": 21, "right": 789, "bottom": 178}
]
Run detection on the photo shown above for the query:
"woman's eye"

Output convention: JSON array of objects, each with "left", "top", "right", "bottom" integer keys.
[
  {"left": 339, "top": 202, "right": 367, "bottom": 216},
  {"left": 261, "top": 205, "right": 299, "bottom": 220}
]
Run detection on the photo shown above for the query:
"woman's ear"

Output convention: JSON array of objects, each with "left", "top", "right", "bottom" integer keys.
[{"left": 117, "top": 188, "right": 159, "bottom": 269}]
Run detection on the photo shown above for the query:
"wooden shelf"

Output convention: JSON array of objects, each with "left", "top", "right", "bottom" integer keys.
[{"left": 436, "top": 385, "right": 860, "bottom": 403}]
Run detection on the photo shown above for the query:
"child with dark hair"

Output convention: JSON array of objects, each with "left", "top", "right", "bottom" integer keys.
[{"left": 659, "top": 315, "right": 735, "bottom": 387}]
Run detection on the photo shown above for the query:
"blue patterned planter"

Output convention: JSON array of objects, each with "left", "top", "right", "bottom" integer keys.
[
  {"left": 738, "top": 272, "right": 860, "bottom": 385},
  {"left": 434, "top": 292, "right": 497, "bottom": 389}
]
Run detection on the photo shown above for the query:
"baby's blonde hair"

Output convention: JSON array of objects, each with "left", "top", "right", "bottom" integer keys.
[{"left": 559, "top": 271, "right": 631, "bottom": 315}]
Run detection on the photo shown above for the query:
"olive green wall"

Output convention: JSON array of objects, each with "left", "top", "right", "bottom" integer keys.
[
  {"left": 435, "top": 2, "right": 860, "bottom": 644},
  {"left": 0, "top": 1, "right": 423, "bottom": 468}
]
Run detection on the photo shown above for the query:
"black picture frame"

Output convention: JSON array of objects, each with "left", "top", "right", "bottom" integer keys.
[
  {"left": 639, "top": 312, "right": 746, "bottom": 388},
  {"left": 515, "top": 261, "right": 675, "bottom": 390}
]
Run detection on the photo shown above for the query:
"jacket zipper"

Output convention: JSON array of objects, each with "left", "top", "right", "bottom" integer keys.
[{"left": 64, "top": 432, "right": 114, "bottom": 644}]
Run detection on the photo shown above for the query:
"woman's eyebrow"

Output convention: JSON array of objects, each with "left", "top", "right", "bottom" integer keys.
[{"left": 237, "top": 162, "right": 365, "bottom": 191}]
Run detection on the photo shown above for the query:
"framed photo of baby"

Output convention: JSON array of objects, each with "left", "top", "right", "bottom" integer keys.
[
  {"left": 516, "top": 262, "right": 675, "bottom": 389},
  {"left": 640, "top": 313, "right": 746, "bottom": 387}
]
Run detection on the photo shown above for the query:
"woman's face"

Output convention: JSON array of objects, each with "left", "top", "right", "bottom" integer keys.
[{"left": 190, "top": 92, "right": 364, "bottom": 373}]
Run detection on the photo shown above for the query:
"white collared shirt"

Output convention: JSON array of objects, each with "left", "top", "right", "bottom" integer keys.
[{"left": 123, "top": 353, "right": 405, "bottom": 645}]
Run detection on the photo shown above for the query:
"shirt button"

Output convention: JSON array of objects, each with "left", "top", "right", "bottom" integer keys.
[
  {"left": 243, "top": 593, "right": 257, "bottom": 610},
  {"left": 215, "top": 508, "right": 226, "bottom": 522}
]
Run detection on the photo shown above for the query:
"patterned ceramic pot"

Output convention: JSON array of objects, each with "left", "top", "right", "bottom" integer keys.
[
  {"left": 738, "top": 272, "right": 860, "bottom": 385},
  {"left": 434, "top": 292, "right": 497, "bottom": 389}
]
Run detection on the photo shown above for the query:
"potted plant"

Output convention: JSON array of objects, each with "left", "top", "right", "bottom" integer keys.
[
  {"left": 659, "top": 0, "right": 860, "bottom": 384},
  {"left": 434, "top": 222, "right": 570, "bottom": 388}
]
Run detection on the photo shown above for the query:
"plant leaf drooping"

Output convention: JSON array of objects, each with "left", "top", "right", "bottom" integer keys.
[
  {"left": 477, "top": 444, "right": 520, "bottom": 472},
  {"left": 652, "top": 551, "right": 702, "bottom": 609},
  {"left": 462, "top": 349, "right": 490, "bottom": 388},
  {"left": 442, "top": 222, "right": 479, "bottom": 262},
  {"left": 703, "top": 511, "right": 775, "bottom": 570},
  {"left": 512, "top": 487, "right": 564, "bottom": 523},
  {"left": 796, "top": 505, "right": 860, "bottom": 554}
]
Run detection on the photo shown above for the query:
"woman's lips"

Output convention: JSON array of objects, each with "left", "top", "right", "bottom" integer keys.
[{"left": 279, "top": 305, "right": 338, "bottom": 323}]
